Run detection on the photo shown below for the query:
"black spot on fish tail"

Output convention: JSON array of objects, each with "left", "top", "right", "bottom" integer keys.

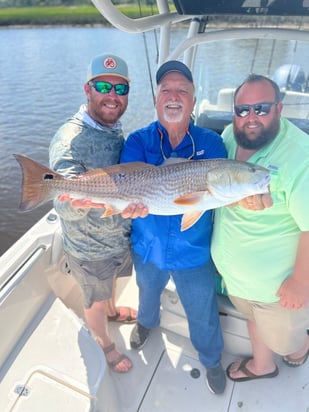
[
  {"left": 14, "top": 154, "right": 61, "bottom": 211},
  {"left": 44, "top": 174, "right": 55, "bottom": 180}
]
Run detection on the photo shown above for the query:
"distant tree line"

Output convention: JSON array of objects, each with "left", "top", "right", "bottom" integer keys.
[
  {"left": 0, "top": 0, "right": 156, "bottom": 7},
  {"left": 0, "top": 0, "right": 91, "bottom": 6}
]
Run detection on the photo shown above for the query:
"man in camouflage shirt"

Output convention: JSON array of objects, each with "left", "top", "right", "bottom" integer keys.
[{"left": 49, "top": 54, "right": 135, "bottom": 373}]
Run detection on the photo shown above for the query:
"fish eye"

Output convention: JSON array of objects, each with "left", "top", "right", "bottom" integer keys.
[{"left": 249, "top": 166, "right": 256, "bottom": 173}]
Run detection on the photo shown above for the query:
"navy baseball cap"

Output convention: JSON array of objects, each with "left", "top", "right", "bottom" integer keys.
[{"left": 156, "top": 60, "right": 193, "bottom": 84}]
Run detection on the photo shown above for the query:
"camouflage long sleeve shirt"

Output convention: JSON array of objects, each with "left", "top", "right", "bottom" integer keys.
[{"left": 49, "top": 105, "right": 131, "bottom": 261}]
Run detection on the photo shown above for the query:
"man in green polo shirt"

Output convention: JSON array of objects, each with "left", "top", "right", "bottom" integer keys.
[{"left": 212, "top": 73, "right": 309, "bottom": 382}]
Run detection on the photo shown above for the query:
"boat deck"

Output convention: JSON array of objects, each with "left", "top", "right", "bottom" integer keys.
[
  {"left": 108, "top": 276, "right": 309, "bottom": 412},
  {"left": 0, "top": 217, "right": 308, "bottom": 411},
  {"left": 109, "top": 327, "right": 309, "bottom": 412}
]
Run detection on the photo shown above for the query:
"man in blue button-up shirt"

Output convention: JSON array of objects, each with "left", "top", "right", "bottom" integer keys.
[{"left": 120, "top": 60, "right": 227, "bottom": 394}]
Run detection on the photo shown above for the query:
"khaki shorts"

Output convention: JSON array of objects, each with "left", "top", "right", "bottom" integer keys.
[
  {"left": 66, "top": 250, "right": 133, "bottom": 309},
  {"left": 229, "top": 295, "right": 309, "bottom": 355}
]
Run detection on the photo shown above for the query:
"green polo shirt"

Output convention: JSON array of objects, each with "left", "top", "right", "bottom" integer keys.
[{"left": 211, "top": 118, "right": 309, "bottom": 302}]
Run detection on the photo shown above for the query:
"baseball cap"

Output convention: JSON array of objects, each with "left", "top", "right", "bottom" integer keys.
[
  {"left": 156, "top": 60, "right": 193, "bottom": 84},
  {"left": 87, "top": 54, "right": 130, "bottom": 83}
]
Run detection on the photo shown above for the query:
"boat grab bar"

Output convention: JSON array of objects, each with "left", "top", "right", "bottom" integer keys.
[{"left": 0, "top": 245, "right": 47, "bottom": 300}]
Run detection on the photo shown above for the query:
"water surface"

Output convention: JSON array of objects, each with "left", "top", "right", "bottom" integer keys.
[{"left": 0, "top": 26, "right": 308, "bottom": 255}]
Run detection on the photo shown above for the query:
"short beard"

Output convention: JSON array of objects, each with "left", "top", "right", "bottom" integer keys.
[
  {"left": 162, "top": 101, "right": 184, "bottom": 123},
  {"left": 234, "top": 119, "right": 280, "bottom": 150}
]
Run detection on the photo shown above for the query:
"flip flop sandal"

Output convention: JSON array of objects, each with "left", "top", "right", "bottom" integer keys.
[
  {"left": 226, "top": 358, "right": 279, "bottom": 382},
  {"left": 108, "top": 306, "right": 137, "bottom": 324},
  {"left": 282, "top": 349, "right": 309, "bottom": 368},
  {"left": 103, "top": 342, "right": 132, "bottom": 373}
]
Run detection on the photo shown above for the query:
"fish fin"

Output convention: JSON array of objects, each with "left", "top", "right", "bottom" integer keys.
[
  {"left": 14, "top": 154, "right": 61, "bottom": 211},
  {"left": 82, "top": 169, "right": 110, "bottom": 178},
  {"left": 174, "top": 191, "right": 208, "bottom": 206},
  {"left": 161, "top": 158, "right": 190, "bottom": 166},
  {"left": 114, "top": 161, "right": 156, "bottom": 172},
  {"left": 89, "top": 162, "right": 154, "bottom": 178},
  {"left": 181, "top": 211, "right": 205, "bottom": 231},
  {"left": 101, "top": 204, "right": 121, "bottom": 218}
]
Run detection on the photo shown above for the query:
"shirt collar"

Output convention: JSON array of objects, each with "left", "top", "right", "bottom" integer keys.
[{"left": 76, "top": 104, "right": 122, "bottom": 132}]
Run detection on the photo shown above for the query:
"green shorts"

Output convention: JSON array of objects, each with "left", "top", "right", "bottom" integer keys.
[{"left": 66, "top": 250, "right": 133, "bottom": 309}]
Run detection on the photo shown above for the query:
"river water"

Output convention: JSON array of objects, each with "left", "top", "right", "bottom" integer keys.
[
  {"left": 0, "top": 26, "right": 159, "bottom": 256},
  {"left": 0, "top": 26, "right": 308, "bottom": 256}
]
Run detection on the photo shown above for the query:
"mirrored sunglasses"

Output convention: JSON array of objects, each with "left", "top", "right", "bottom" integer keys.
[
  {"left": 88, "top": 80, "right": 129, "bottom": 96},
  {"left": 234, "top": 102, "right": 277, "bottom": 118}
]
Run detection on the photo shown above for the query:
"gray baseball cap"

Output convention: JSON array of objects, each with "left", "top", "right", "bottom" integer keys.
[{"left": 87, "top": 54, "right": 130, "bottom": 82}]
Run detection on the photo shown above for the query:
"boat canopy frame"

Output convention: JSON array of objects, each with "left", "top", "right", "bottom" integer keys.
[{"left": 91, "top": 0, "right": 309, "bottom": 68}]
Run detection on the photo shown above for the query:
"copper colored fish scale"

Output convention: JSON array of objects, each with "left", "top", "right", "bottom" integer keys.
[{"left": 14, "top": 154, "right": 271, "bottom": 231}]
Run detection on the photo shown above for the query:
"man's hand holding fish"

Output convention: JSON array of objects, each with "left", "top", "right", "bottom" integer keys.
[
  {"left": 120, "top": 203, "right": 149, "bottom": 219},
  {"left": 58, "top": 194, "right": 149, "bottom": 218},
  {"left": 58, "top": 194, "right": 106, "bottom": 209},
  {"left": 233, "top": 192, "right": 273, "bottom": 210}
]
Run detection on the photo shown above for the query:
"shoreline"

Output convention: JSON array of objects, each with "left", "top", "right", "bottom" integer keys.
[{"left": 0, "top": 23, "right": 109, "bottom": 29}]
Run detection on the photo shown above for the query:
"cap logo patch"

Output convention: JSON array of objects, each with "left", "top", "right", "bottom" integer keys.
[{"left": 103, "top": 57, "right": 117, "bottom": 70}]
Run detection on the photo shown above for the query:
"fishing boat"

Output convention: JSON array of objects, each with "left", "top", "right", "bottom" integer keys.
[{"left": 1, "top": 1, "right": 308, "bottom": 411}]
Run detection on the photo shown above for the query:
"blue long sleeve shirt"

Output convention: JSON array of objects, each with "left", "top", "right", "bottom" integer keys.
[{"left": 120, "top": 121, "right": 226, "bottom": 270}]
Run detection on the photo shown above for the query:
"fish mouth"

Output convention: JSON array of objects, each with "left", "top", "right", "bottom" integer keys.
[{"left": 256, "top": 174, "right": 271, "bottom": 189}]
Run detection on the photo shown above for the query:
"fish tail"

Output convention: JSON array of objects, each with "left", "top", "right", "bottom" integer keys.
[{"left": 14, "top": 154, "right": 61, "bottom": 211}]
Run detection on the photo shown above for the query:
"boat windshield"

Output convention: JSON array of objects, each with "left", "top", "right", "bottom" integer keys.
[
  {"left": 92, "top": 0, "right": 309, "bottom": 133},
  {"left": 192, "top": 37, "right": 309, "bottom": 132}
]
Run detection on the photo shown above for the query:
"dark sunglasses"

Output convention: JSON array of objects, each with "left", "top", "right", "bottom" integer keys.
[
  {"left": 88, "top": 80, "right": 129, "bottom": 96},
  {"left": 234, "top": 102, "right": 277, "bottom": 118}
]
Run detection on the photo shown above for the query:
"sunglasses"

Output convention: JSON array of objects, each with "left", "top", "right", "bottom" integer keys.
[
  {"left": 88, "top": 80, "right": 129, "bottom": 96},
  {"left": 234, "top": 102, "right": 277, "bottom": 118}
]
